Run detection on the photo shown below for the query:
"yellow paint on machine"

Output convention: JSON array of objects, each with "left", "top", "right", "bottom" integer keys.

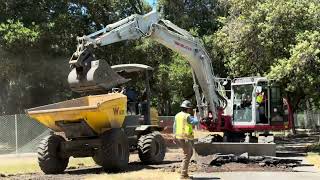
[{"left": 26, "top": 93, "right": 127, "bottom": 134}]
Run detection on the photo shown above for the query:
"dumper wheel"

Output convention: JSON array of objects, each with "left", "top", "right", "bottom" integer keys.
[
  {"left": 138, "top": 131, "right": 166, "bottom": 164},
  {"left": 38, "top": 134, "right": 69, "bottom": 174},
  {"left": 93, "top": 129, "right": 129, "bottom": 172}
]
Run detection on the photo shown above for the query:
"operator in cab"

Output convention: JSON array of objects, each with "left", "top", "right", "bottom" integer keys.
[{"left": 173, "top": 100, "right": 199, "bottom": 179}]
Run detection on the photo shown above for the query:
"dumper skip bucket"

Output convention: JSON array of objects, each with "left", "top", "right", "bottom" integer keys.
[{"left": 26, "top": 93, "right": 127, "bottom": 136}]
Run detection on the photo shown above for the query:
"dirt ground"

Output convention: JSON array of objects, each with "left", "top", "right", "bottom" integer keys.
[
  {"left": 1, "top": 149, "right": 294, "bottom": 180},
  {"left": 1, "top": 132, "right": 319, "bottom": 180}
]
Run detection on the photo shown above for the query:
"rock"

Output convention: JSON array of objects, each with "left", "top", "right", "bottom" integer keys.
[
  {"left": 259, "top": 162, "right": 266, "bottom": 167},
  {"left": 249, "top": 156, "right": 265, "bottom": 163},
  {"left": 0, "top": 173, "right": 7, "bottom": 177},
  {"left": 197, "top": 155, "right": 217, "bottom": 165},
  {"left": 238, "top": 152, "right": 249, "bottom": 163},
  {"left": 209, "top": 154, "right": 236, "bottom": 166},
  {"left": 197, "top": 134, "right": 223, "bottom": 143},
  {"left": 286, "top": 163, "right": 298, "bottom": 167},
  {"left": 239, "top": 152, "right": 249, "bottom": 159}
]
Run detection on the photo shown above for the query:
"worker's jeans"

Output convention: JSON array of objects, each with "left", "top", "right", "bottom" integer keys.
[{"left": 177, "top": 139, "right": 193, "bottom": 177}]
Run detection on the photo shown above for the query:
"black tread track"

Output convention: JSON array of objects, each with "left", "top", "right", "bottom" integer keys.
[
  {"left": 138, "top": 131, "right": 166, "bottom": 164},
  {"left": 38, "top": 134, "right": 69, "bottom": 174}
]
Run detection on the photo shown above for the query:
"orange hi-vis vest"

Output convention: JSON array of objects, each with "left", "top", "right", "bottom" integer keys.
[{"left": 174, "top": 111, "right": 194, "bottom": 140}]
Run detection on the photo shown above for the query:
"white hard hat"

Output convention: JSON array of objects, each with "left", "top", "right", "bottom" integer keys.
[{"left": 180, "top": 100, "right": 193, "bottom": 109}]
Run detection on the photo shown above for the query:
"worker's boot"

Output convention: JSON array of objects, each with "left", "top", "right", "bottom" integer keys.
[{"left": 180, "top": 174, "right": 191, "bottom": 180}]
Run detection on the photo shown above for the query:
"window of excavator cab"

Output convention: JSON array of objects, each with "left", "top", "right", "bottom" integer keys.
[
  {"left": 233, "top": 84, "right": 254, "bottom": 122},
  {"left": 256, "top": 82, "right": 269, "bottom": 124},
  {"left": 270, "top": 86, "right": 284, "bottom": 123}
]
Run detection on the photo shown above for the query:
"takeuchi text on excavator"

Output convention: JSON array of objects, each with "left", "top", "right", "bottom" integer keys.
[{"left": 67, "top": 10, "right": 293, "bottom": 141}]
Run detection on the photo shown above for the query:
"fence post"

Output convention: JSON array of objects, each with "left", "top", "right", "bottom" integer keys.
[
  {"left": 317, "top": 112, "right": 320, "bottom": 127},
  {"left": 15, "top": 114, "right": 18, "bottom": 154}
]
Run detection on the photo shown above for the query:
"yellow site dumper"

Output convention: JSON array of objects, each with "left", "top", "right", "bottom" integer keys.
[{"left": 26, "top": 64, "right": 166, "bottom": 174}]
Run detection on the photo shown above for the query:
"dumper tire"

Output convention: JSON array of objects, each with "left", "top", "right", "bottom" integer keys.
[
  {"left": 93, "top": 129, "right": 129, "bottom": 172},
  {"left": 138, "top": 131, "right": 166, "bottom": 164},
  {"left": 38, "top": 134, "right": 69, "bottom": 174}
]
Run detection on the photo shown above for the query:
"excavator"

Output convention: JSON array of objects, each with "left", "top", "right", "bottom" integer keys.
[
  {"left": 27, "top": 10, "right": 293, "bottom": 174},
  {"left": 68, "top": 10, "right": 227, "bottom": 121},
  {"left": 68, "top": 10, "right": 293, "bottom": 140}
]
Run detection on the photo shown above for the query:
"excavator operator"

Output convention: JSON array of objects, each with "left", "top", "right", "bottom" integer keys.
[{"left": 173, "top": 100, "right": 199, "bottom": 179}]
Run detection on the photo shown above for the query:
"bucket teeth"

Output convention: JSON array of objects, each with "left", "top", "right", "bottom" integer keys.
[{"left": 68, "top": 60, "right": 130, "bottom": 93}]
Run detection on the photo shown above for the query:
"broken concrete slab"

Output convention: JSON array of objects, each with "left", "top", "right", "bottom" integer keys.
[{"left": 197, "top": 153, "right": 303, "bottom": 168}]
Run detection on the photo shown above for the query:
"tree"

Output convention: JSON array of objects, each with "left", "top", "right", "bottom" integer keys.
[
  {"left": 0, "top": 0, "right": 152, "bottom": 114},
  {"left": 268, "top": 31, "right": 320, "bottom": 110},
  {"left": 215, "top": 0, "right": 320, "bottom": 111}
]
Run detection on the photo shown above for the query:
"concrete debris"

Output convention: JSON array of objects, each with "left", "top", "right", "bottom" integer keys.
[
  {"left": 197, "top": 134, "right": 223, "bottom": 143},
  {"left": 200, "top": 153, "right": 302, "bottom": 168}
]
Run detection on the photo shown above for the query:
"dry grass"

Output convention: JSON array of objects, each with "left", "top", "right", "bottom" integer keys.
[
  {"left": 0, "top": 155, "right": 95, "bottom": 174},
  {"left": 306, "top": 152, "right": 320, "bottom": 170},
  {"left": 85, "top": 169, "right": 179, "bottom": 180}
]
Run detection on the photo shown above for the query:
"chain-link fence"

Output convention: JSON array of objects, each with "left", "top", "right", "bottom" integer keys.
[
  {"left": 294, "top": 111, "right": 320, "bottom": 129},
  {"left": 0, "top": 114, "right": 49, "bottom": 155},
  {"left": 0, "top": 112, "right": 319, "bottom": 155}
]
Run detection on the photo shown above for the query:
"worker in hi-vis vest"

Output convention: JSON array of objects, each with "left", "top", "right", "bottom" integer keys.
[{"left": 173, "top": 100, "right": 199, "bottom": 179}]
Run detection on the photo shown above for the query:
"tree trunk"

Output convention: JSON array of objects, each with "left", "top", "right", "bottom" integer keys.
[{"left": 287, "top": 95, "right": 297, "bottom": 134}]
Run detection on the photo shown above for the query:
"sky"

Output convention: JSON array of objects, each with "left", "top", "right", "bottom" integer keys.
[{"left": 146, "top": 0, "right": 157, "bottom": 7}]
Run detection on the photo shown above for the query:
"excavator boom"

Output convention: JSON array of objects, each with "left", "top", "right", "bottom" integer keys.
[{"left": 68, "top": 10, "right": 226, "bottom": 119}]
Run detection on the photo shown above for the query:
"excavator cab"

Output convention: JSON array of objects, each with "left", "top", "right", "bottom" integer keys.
[{"left": 231, "top": 77, "right": 290, "bottom": 128}]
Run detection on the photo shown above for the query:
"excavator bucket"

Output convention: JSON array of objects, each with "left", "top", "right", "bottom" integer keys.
[{"left": 68, "top": 59, "right": 130, "bottom": 93}]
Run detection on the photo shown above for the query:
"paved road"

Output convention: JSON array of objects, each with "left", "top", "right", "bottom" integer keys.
[{"left": 192, "top": 171, "right": 320, "bottom": 180}]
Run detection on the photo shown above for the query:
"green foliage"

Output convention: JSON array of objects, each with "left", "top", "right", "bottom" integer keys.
[
  {"left": 158, "top": 0, "right": 226, "bottom": 36},
  {"left": 0, "top": 20, "right": 40, "bottom": 50},
  {"left": 215, "top": 0, "right": 320, "bottom": 110},
  {"left": 1, "top": 0, "right": 319, "bottom": 115},
  {"left": 0, "top": 0, "right": 153, "bottom": 114},
  {"left": 268, "top": 31, "right": 320, "bottom": 107},
  {"left": 168, "top": 54, "right": 193, "bottom": 113}
]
